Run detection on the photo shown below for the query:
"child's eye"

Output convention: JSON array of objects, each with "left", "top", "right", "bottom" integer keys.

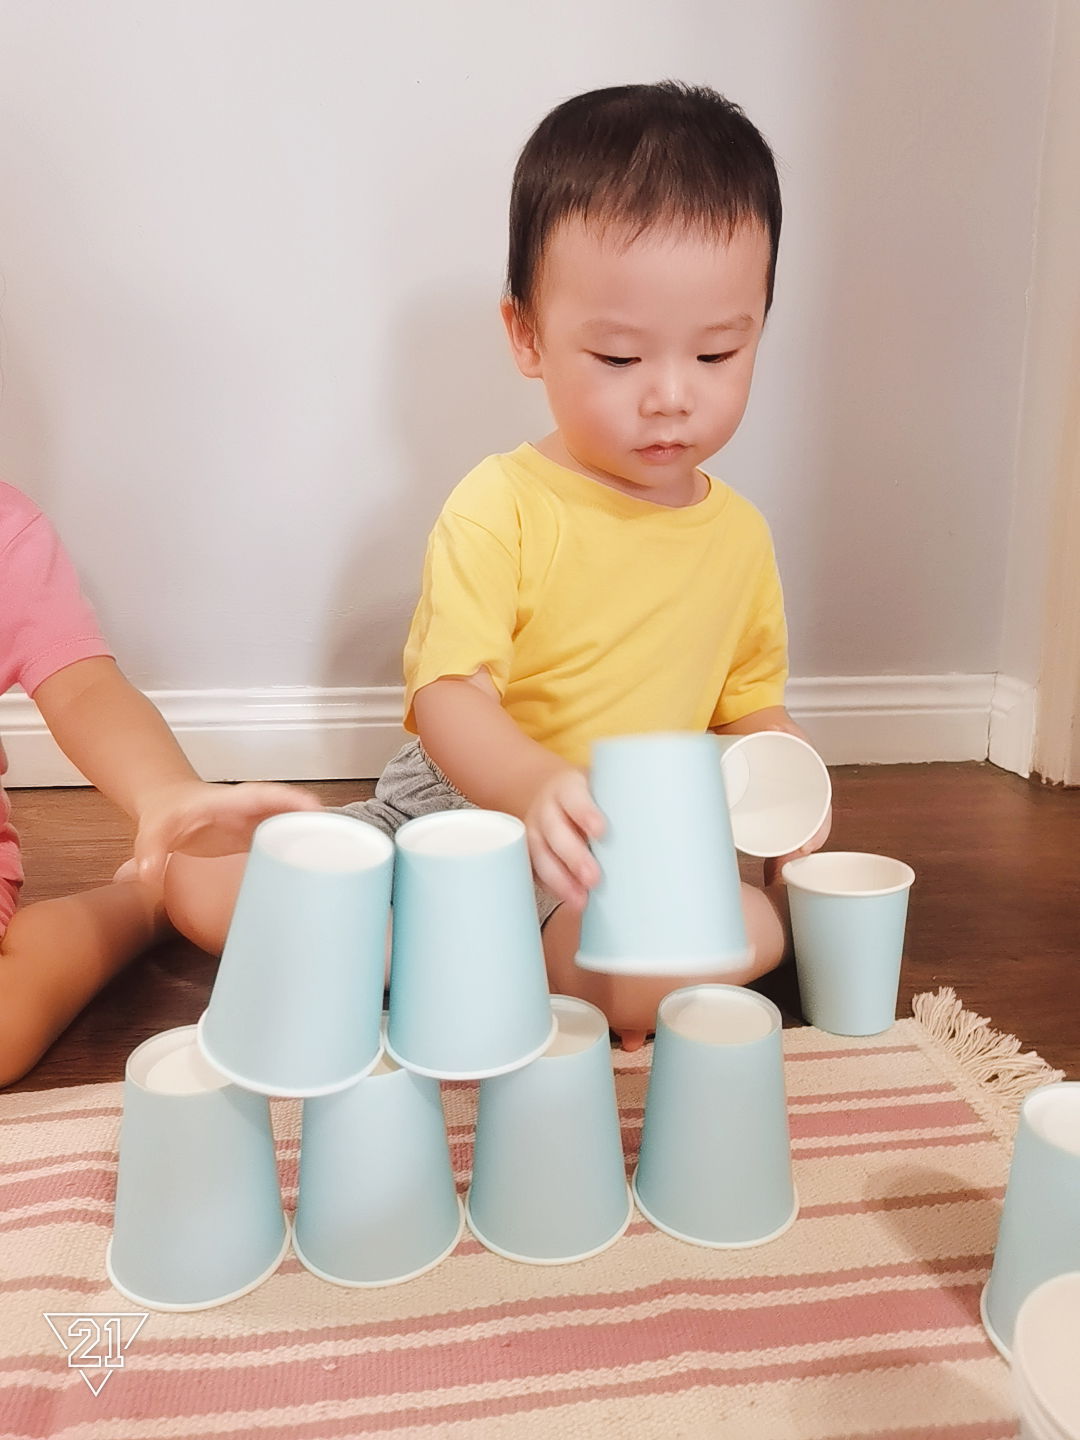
[
  {"left": 699, "top": 352, "right": 737, "bottom": 364},
  {"left": 592, "top": 353, "right": 638, "bottom": 367}
]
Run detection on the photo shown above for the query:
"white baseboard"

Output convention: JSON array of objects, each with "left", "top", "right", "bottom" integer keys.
[
  {"left": 1, "top": 673, "right": 1005, "bottom": 788},
  {"left": 987, "top": 674, "right": 1036, "bottom": 779}
]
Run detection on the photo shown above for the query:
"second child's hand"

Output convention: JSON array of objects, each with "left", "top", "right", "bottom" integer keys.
[{"left": 524, "top": 769, "right": 605, "bottom": 910}]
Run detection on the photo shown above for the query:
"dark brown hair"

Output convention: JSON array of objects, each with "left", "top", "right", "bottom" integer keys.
[{"left": 507, "top": 81, "right": 782, "bottom": 320}]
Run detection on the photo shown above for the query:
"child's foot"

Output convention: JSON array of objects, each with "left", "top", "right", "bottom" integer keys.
[{"left": 616, "top": 1028, "right": 648, "bottom": 1052}]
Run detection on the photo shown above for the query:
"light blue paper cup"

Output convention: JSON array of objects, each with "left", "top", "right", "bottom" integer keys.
[
  {"left": 293, "top": 1040, "right": 464, "bottom": 1287},
  {"left": 576, "top": 732, "right": 750, "bottom": 977},
  {"left": 386, "top": 810, "right": 555, "bottom": 1079},
  {"left": 198, "top": 811, "right": 393, "bottom": 1097},
  {"left": 713, "top": 731, "right": 832, "bottom": 858},
  {"left": 466, "top": 996, "right": 632, "bottom": 1263},
  {"left": 981, "top": 1083, "right": 1080, "bottom": 1359},
  {"left": 633, "top": 985, "right": 798, "bottom": 1247},
  {"left": 782, "top": 851, "right": 915, "bottom": 1036},
  {"left": 1011, "top": 1272, "right": 1080, "bottom": 1439},
  {"left": 107, "top": 1027, "right": 289, "bottom": 1311}
]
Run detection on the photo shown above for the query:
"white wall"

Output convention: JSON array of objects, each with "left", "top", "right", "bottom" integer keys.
[{"left": 0, "top": 2, "right": 1058, "bottom": 762}]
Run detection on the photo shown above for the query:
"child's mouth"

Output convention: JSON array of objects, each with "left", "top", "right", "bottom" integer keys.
[{"left": 636, "top": 443, "right": 688, "bottom": 463}]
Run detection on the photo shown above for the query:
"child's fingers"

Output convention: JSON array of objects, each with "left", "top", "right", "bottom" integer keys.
[
  {"left": 540, "top": 803, "right": 600, "bottom": 890},
  {"left": 560, "top": 775, "right": 605, "bottom": 839},
  {"left": 528, "top": 837, "right": 588, "bottom": 910}
]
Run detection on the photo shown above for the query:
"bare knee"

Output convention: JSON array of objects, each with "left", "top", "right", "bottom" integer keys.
[{"left": 163, "top": 852, "right": 249, "bottom": 955}]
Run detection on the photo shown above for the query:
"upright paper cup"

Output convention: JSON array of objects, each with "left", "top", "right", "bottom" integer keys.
[
  {"left": 386, "top": 810, "right": 555, "bottom": 1079},
  {"left": 293, "top": 1043, "right": 464, "bottom": 1286},
  {"left": 107, "top": 1027, "right": 289, "bottom": 1311},
  {"left": 466, "top": 996, "right": 632, "bottom": 1263},
  {"left": 783, "top": 851, "right": 915, "bottom": 1036},
  {"left": 713, "top": 731, "right": 832, "bottom": 858},
  {"left": 1012, "top": 1273, "right": 1080, "bottom": 1440},
  {"left": 633, "top": 986, "right": 797, "bottom": 1247},
  {"left": 198, "top": 811, "right": 393, "bottom": 1097},
  {"left": 576, "top": 732, "right": 750, "bottom": 976},
  {"left": 982, "top": 1083, "right": 1080, "bottom": 1358}
]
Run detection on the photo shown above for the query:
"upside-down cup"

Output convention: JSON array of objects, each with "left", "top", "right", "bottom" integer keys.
[
  {"left": 107, "top": 1027, "right": 289, "bottom": 1311},
  {"left": 633, "top": 986, "right": 798, "bottom": 1247},
  {"left": 713, "top": 731, "right": 832, "bottom": 858},
  {"left": 782, "top": 852, "right": 915, "bottom": 1036},
  {"left": 293, "top": 1040, "right": 464, "bottom": 1286},
  {"left": 466, "top": 996, "right": 632, "bottom": 1263},
  {"left": 386, "top": 810, "right": 555, "bottom": 1079},
  {"left": 576, "top": 732, "right": 750, "bottom": 977},
  {"left": 982, "top": 1083, "right": 1080, "bottom": 1359},
  {"left": 1011, "top": 1273, "right": 1080, "bottom": 1440},
  {"left": 198, "top": 811, "right": 393, "bottom": 1097}
]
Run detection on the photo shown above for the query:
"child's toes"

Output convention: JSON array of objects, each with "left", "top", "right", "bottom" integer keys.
[
  {"left": 617, "top": 1029, "right": 648, "bottom": 1052},
  {"left": 112, "top": 858, "right": 139, "bottom": 885}
]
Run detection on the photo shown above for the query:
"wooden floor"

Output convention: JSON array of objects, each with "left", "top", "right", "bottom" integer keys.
[{"left": 4, "top": 762, "right": 1079, "bottom": 1094}]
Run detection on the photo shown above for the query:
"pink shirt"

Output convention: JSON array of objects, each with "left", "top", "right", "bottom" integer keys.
[{"left": 1, "top": 482, "right": 113, "bottom": 882}]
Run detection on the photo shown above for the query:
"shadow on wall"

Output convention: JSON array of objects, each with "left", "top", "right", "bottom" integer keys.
[{"left": 320, "top": 284, "right": 550, "bottom": 695}]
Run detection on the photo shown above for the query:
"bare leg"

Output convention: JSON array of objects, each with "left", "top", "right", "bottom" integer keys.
[
  {"left": 0, "top": 881, "right": 168, "bottom": 1087},
  {"left": 163, "top": 852, "right": 249, "bottom": 955},
  {"left": 542, "top": 879, "right": 791, "bottom": 1051}
]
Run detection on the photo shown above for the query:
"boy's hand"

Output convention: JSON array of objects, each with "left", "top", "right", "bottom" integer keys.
[
  {"left": 133, "top": 779, "right": 322, "bottom": 885},
  {"left": 525, "top": 769, "right": 605, "bottom": 911},
  {"left": 764, "top": 807, "right": 832, "bottom": 886}
]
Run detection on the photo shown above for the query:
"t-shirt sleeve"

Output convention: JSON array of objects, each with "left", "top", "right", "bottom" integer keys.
[
  {"left": 710, "top": 543, "right": 788, "bottom": 727},
  {"left": 1, "top": 511, "right": 113, "bottom": 697},
  {"left": 402, "top": 506, "right": 519, "bottom": 732}
]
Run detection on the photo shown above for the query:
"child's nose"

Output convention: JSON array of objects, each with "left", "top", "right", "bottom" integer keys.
[{"left": 640, "top": 367, "right": 693, "bottom": 417}]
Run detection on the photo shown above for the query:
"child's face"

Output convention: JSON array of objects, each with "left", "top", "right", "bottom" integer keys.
[{"left": 503, "top": 218, "right": 770, "bottom": 505}]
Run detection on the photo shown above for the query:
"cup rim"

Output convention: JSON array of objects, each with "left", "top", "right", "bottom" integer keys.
[
  {"left": 631, "top": 1169, "right": 799, "bottom": 1248},
  {"left": 106, "top": 1222, "right": 291, "bottom": 1313},
  {"left": 1021, "top": 1081, "right": 1080, "bottom": 1156},
  {"left": 126, "top": 1025, "right": 231, "bottom": 1095},
  {"left": 464, "top": 1187, "right": 633, "bottom": 1265},
  {"left": 394, "top": 807, "right": 524, "bottom": 855},
  {"left": 782, "top": 851, "right": 915, "bottom": 897},
  {"left": 254, "top": 809, "right": 394, "bottom": 868},
  {"left": 657, "top": 983, "right": 782, "bottom": 1047},
  {"left": 195, "top": 1011, "right": 383, "bottom": 1097},
  {"left": 292, "top": 1198, "right": 465, "bottom": 1288}
]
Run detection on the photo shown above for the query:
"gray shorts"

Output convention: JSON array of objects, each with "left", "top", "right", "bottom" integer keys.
[{"left": 338, "top": 739, "right": 562, "bottom": 928}]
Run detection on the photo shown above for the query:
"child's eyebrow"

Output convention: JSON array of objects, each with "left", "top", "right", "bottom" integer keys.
[{"left": 581, "top": 315, "right": 757, "bottom": 339}]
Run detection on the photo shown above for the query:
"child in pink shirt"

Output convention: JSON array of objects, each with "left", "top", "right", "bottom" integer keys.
[{"left": 0, "top": 481, "right": 317, "bottom": 1086}]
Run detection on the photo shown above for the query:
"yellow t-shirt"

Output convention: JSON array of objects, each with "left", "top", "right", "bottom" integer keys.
[{"left": 403, "top": 443, "right": 787, "bottom": 769}]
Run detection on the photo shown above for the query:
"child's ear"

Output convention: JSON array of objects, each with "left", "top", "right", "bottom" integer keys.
[{"left": 500, "top": 298, "right": 543, "bottom": 379}]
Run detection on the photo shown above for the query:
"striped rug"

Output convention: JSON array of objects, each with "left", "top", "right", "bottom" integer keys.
[{"left": 0, "top": 989, "right": 1065, "bottom": 1440}]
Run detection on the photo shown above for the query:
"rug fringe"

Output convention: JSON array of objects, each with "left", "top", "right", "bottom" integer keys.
[{"left": 911, "top": 987, "right": 1064, "bottom": 1110}]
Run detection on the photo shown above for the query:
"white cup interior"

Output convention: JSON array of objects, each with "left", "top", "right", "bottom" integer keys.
[
  {"left": 783, "top": 851, "right": 915, "bottom": 897},
  {"left": 721, "top": 732, "right": 831, "bottom": 857},
  {"left": 131, "top": 1028, "right": 230, "bottom": 1095},
  {"left": 661, "top": 987, "right": 777, "bottom": 1046},
  {"left": 545, "top": 997, "right": 606, "bottom": 1057},
  {"left": 396, "top": 809, "right": 522, "bottom": 856},
  {"left": 1013, "top": 1272, "right": 1080, "bottom": 1435},
  {"left": 1025, "top": 1085, "right": 1080, "bottom": 1158},
  {"left": 259, "top": 813, "right": 393, "bottom": 872}
]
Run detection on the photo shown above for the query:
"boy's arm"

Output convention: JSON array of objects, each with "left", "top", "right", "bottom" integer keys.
[
  {"left": 31, "top": 656, "right": 319, "bottom": 880},
  {"left": 413, "top": 672, "right": 602, "bottom": 909},
  {"left": 711, "top": 704, "right": 808, "bottom": 743}
]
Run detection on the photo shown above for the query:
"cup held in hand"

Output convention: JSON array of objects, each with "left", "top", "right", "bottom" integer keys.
[
  {"left": 713, "top": 731, "right": 831, "bottom": 858},
  {"left": 576, "top": 732, "right": 750, "bottom": 977}
]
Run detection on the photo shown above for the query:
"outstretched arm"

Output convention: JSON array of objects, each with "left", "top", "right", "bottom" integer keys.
[
  {"left": 413, "top": 671, "right": 603, "bottom": 909},
  {"left": 31, "top": 656, "right": 320, "bottom": 882}
]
